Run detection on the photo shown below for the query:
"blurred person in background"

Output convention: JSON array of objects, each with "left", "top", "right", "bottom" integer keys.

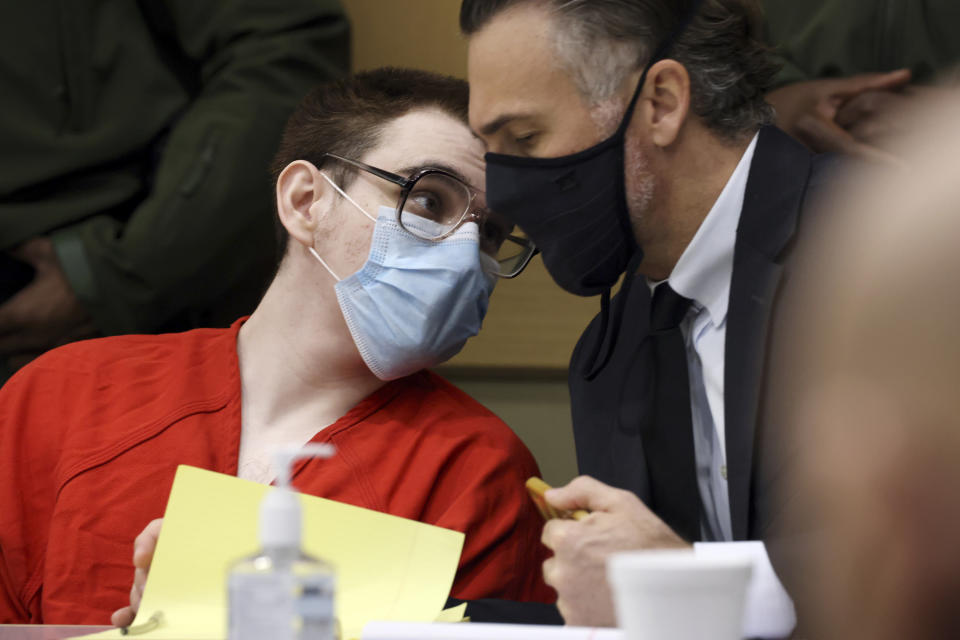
[
  {"left": 764, "top": 0, "right": 960, "bottom": 163},
  {"left": 0, "top": 0, "right": 350, "bottom": 383},
  {"left": 768, "top": 90, "right": 960, "bottom": 640}
]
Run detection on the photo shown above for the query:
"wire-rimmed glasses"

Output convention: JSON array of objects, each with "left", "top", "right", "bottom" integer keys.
[{"left": 323, "top": 153, "right": 538, "bottom": 278}]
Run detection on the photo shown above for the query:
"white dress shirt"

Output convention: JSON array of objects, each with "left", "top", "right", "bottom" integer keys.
[{"left": 650, "top": 134, "right": 795, "bottom": 638}]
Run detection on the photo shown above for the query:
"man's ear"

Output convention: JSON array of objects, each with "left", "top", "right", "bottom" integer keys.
[
  {"left": 276, "top": 160, "right": 334, "bottom": 248},
  {"left": 635, "top": 59, "right": 691, "bottom": 148}
]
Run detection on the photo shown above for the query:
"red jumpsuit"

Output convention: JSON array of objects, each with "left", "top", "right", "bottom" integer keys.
[{"left": 0, "top": 320, "right": 554, "bottom": 623}]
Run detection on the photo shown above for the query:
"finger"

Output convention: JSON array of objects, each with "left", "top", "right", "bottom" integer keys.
[
  {"left": 834, "top": 91, "right": 880, "bottom": 129},
  {"left": 831, "top": 69, "right": 911, "bottom": 100},
  {"left": 545, "top": 475, "right": 632, "bottom": 512},
  {"left": 111, "top": 606, "right": 136, "bottom": 628},
  {"left": 846, "top": 117, "right": 905, "bottom": 150},
  {"left": 795, "top": 113, "right": 905, "bottom": 166},
  {"left": 133, "top": 567, "right": 149, "bottom": 594},
  {"left": 541, "top": 518, "right": 576, "bottom": 551},
  {"left": 844, "top": 97, "right": 918, "bottom": 148},
  {"left": 130, "top": 580, "right": 143, "bottom": 612},
  {"left": 835, "top": 90, "right": 911, "bottom": 135},
  {"left": 133, "top": 519, "right": 163, "bottom": 570},
  {"left": 7, "top": 238, "right": 51, "bottom": 268},
  {"left": 542, "top": 557, "right": 558, "bottom": 588}
]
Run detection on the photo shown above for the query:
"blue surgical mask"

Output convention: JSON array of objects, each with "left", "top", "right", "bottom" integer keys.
[{"left": 309, "top": 178, "right": 496, "bottom": 380}]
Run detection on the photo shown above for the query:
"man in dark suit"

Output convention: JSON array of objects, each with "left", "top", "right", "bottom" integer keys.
[{"left": 461, "top": 0, "right": 834, "bottom": 634}]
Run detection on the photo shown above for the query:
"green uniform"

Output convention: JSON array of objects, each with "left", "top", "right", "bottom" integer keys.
[
  {"left": 765, "top": 0, "right": 960, "bottom": 88},
  {"left": 0, "top": 0, "right": 349, "bottom": 335}
]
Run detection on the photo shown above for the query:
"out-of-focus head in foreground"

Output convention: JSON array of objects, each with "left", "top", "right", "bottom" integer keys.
[{"left": 781, "top": 90, "right": 960, "bottom": 640}]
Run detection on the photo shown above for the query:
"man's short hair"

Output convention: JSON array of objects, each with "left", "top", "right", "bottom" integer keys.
[
  {"left": 269, "top": 67, "right": 469, "bottom": 260},
  {"left": 460, "top": 0, "right": 777, "bottom": 141}
]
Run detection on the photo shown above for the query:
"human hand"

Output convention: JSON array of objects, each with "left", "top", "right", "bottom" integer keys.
[
  {"left": 541, "top": 476, "right": 690, "bottom": 626},
  {"left": 767, "top": 69, "right": 911, "bottom": 164},
  {"left": 0, "top": 237, "right": 97, "bottom": 364},
  {"left": 834, "top": 84, "right": 949, "bottom": 151},
  {"left": 111, "top": 518, "right": 163, "bottom": 628}
]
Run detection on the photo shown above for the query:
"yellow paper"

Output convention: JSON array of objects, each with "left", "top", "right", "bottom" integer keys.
[
  {"left": 76, "top": 465, "right": 464, "bottom": 640},
  {"left": 433, "top": 603, "right": 468, "bottom": 623}
]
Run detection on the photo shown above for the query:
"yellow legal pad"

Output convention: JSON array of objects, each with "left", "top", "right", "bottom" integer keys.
[{"left": 75, "top": 465, "right": 465, "bottom": 640}]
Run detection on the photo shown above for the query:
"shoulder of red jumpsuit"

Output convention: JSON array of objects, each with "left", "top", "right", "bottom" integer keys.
[
  {"left": 350, "top": 369, "right": 542, "bottom": 476},
  {"left": 0, "top": 324, "right": 240, "bottom": 481}
]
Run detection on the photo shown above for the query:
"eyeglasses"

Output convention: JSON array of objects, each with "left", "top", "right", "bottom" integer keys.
[{"left": 322, "top": 153, "right": 538, "bottom": 278}]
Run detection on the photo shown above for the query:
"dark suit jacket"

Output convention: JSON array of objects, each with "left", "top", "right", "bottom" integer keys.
[
  {"left": 457, "top": 126, "right": 838, "bottom": 628},
  {"left": 568, "top": 126, "right": 837, "bottom": 545}
]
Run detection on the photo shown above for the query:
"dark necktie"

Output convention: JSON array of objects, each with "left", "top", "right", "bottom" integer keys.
[{"left": 641, "top": 284, "right": 701, "bottom": 542}]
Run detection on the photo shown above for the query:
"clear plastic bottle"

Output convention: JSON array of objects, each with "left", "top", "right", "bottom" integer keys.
[
  {"left": 227, "top": 444, "right": 337, "bottom": 640},
  {"left": 228, "top": 545, "right": 335, "bottom": 640}
]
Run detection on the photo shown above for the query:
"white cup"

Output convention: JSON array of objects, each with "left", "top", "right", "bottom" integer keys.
[{"left": 607, "top": 549, "right": 752, "bottom": 640}]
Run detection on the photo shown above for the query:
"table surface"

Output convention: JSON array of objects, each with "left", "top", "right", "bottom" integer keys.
[{"left": 0, "top": 626, "right": 112, "bottom": 640}]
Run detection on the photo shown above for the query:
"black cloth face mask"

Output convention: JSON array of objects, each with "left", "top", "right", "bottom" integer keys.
[
  {"left": 484, "top": 74, "right": 646, "bottom": 297},
  {"left": 483, "top": 0, "right": 704, "bottom": 297},
  {"left": 484, "top": 0, "right": 705, "bottom": 376}
]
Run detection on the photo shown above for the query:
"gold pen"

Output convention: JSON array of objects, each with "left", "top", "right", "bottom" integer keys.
[{"left": 526, "top": 477, "right": 590, "bottom": 521}]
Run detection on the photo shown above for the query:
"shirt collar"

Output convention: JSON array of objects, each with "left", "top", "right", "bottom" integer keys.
[{"left": 655, "top": 133, "right": 759, "bottom": 325}]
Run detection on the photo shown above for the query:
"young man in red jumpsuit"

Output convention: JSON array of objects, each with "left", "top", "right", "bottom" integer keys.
[{"left": 0, "top": 68, "right": 551, "bottom": 625}]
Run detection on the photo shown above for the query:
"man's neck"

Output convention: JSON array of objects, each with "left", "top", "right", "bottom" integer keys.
[
  {"left": 236, "top": 263, "right": 384, "bottom": 439},
  {"left": 638, "top": 130, "right": 754, "bottom": 281}
]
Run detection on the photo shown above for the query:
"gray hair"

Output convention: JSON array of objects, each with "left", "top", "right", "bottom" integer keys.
[{"left": 461, "top": 0, "right": 778, "bottom": 141}]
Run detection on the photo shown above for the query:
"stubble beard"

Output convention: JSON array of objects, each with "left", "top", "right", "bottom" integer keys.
[
  {"left": 589, "top": 101, "right": 656, "bottom": 248},
  {"left": 623, "top": 135, "right": 656, "bottom": 246}
]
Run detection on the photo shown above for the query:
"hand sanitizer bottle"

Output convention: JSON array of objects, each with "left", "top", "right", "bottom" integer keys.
[{"left": 228, "top": 444, "right": 337, "bottom": 640}]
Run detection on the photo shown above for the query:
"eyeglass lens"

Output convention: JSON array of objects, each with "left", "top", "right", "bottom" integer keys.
[
  {"left": 400, "top": 173, "right": 471, "bottom": 230},
  {"left": 399, "top": 172, "right": 535, "bottom": 277}
]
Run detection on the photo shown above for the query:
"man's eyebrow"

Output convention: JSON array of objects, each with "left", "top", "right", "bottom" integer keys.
[{"left": 476, "top": 113, "right": 528, "bottom": 137}]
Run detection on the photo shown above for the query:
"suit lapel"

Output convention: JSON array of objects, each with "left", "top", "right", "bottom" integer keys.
[{"left": 726, "top": 127, "right": 813, "bottom": 540}]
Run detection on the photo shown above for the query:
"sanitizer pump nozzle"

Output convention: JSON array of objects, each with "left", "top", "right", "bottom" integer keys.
[
  {"left": 228, "top": 444, "right": 337, "bottom": 640},
  {"left": 259, "top": 444, "right": 335, "bottom": 550}
]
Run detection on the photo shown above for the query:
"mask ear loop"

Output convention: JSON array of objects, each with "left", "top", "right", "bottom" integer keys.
[
  {"left": 582, "top": 251, "right": 644, "bottom": 381},
  {"left": 308, "top": 246, "right": 341, "bottom": 281},
  {"left": 612, "top": 0, "right": 706, "bottom": 138},
  {"left": 580, "top": 0, "right": 705, "bottom": 381},
  {"left": 307, "top": 172, "right": 380, "bottom": 281},
  {"left": 319, "top": 172, "right": 377, "bottom": 222},
  {"left": 579, "top": 69, "right": 650, "bottom": 381}
]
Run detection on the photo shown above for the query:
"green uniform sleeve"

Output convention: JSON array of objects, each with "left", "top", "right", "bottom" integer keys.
[
  {"left": 761, "top": 2, "right": 811, "bottom": 90},
  {"left": 52, "top": 0, "right": 350, "bottom": 335},
  {"left": 762, "top": 0, "right": 960, "bottom": 88}
]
